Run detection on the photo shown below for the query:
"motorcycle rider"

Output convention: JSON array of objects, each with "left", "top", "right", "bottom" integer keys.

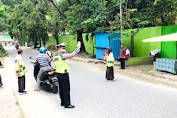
[
  {"left": 32, "top": 47, "right": 52, "bottom": 91},
  {"left": 45, "top": 45, "right": 53, "bottom": 60}
]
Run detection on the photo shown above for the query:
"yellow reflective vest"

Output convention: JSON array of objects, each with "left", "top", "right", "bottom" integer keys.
[
  {"left": 106, "top": 52, "right": 114, "bottom": 67},
  {"left": 15, "top": 55, "right": 27, "bottom": 77},
  {"left": 54, "top": 53, "right": 69, "bottom": 74}
]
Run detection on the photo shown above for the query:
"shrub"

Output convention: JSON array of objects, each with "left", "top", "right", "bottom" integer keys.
[{"left": 0, "top": 44, "right": 8, "bottom": 57}]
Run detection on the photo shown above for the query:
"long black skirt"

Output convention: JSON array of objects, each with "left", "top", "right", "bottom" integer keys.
[
  {"left": 0, "top": 75, "right": 2, "bottom": 84},
  {"left": 106, "top": 67, "right": 114, "bottom": 80}
]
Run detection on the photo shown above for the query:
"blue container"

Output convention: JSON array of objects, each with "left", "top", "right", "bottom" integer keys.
[{"left": 95, "top": 32, "right": 121, "bottom": 60}]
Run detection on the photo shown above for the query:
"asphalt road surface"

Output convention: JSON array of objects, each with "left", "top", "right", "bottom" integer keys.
[{"left": 3, "top": 45, "right": 177, "bottom": 118}]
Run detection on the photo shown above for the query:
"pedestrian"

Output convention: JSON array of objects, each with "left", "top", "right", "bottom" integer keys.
[
  {"left": 14, "top": 48, "right": 27, "bottom": 95},
  {"left": 103, "top": 50, "right": 107, "bottom": 60},
  {"left": 32, "top": 47, "right": 52, "bottom": 91},
  {"left": 0, "top": 75, "right": 3, "bottom": 88},
  {"left": 125, "top": 46, "right": 130, "bottom": 67},
  {"left": 105, "top": 47, "right": 115, "bottom": 80},
  {"left": 15, "top": 40, "right": 19, "bottom": 50},
  {"left": 118, "top": 44, "right": 127, "bottom": 69},
  {"left": 54, "top": 41, "right": 81, "bottom": 108},
  {"left": 45, "top": 45, "right": 53, "bottom": 60},
  {"left": 25, "top": 42, "right": 28, "bottom": 47}
]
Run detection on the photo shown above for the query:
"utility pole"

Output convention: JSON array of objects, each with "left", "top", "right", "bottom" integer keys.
[{"left": 120, "top": 0, "right": 123, "bottom": 44}]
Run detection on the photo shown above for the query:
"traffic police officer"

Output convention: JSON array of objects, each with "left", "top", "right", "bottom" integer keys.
[{"left": 54, "top": 41, "right": 81, "bottom": 108}]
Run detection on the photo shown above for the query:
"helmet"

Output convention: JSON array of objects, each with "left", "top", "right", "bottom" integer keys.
[
  {"left": 57, "top": 42, "right": 66, "bottom": 48},
  {"left": 39, "top": 47, "right": 46, "bottom": 54}
]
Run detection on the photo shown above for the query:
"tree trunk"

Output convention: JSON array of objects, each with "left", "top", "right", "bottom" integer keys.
[
  {"left": 40, "top": 40, "right": 42, "bottom": 47},
  {"left": 54, "top": 33, "right": 59, "bottom": 45},
  {"left": 77, "top": 30, "right": 85, "bottom": 52},
  {"left": 43, "top": 39, "right": 46, "bottom": 46},
  {"left": 49, "top": 0, "right": 66, "bottom": 18},
  {"left": 34, "top": 31, "right": 38, "bottom": 49},
  {"left": 91, "top": 33, "right": 95, "bottom": 55},
  {"left": 130, "top": 31, "right": 134, "bottom": 57}
]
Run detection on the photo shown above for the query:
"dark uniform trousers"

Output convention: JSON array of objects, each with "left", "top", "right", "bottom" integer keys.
[
  {"left": 18, "top": 75, "right": 25, "bottom": 92},
  {"left": 120, "top": 58, "right": 125, "bottom": 69},
  {"left": 56, "top": 73, "right": 71, "bottom": 106}
]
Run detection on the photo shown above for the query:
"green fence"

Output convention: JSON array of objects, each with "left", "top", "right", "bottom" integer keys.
[
  {"left": 122, "top": 27, "right": 161, "bottom": 57},
  {"left": 161, "top": 25, "right": 177, "bottom": 59},
  {"left": 46, "top": 34, "right": 96, "bottom": 54},
  {"left": 46, "top": 25, "right": 177, "bottom": 58}
]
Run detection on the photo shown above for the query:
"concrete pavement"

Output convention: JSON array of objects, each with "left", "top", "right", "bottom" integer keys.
[
  {"left": 0, "top": 56, "right": 24, "bottom": 118},
  {"left": 1, "top": 45, "right": 177, "bottom": 118}
]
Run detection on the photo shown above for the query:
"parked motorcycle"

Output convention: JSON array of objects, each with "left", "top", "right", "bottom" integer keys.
[{"left": 29, "top": 57, "right": 58, "bottom": 94}]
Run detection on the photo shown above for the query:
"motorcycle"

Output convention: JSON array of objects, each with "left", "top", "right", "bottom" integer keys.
[{"left": 29, "top": 57, "right": 58, "bottom": 94}]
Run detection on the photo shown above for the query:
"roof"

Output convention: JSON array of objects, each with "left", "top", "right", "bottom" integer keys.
[
  {"left": 142, "top": 33, "right": 177, "bottom": 43},
  {"left": 0, "top": 34, "right": 12, "bottom": 42}
]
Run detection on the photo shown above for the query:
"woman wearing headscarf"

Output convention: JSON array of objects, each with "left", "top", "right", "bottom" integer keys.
[{"left": 105, "top": 47, "right": 115, "bottom": 80}]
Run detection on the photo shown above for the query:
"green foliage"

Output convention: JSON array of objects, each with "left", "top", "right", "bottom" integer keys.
[
  {"left": 0, "top": 44, "right": 8, "bottom": 57},
  {"left": 1, "top": 0, "right": 22, "bottom": 4},
  {"left": 1, "top": 0, "right": 177, "bottom": 51},
  {"left": 6, "top": 0, "right": 50, "bottom": 46},
  {"left": 0, "top": 5, "right": 10, "bottom": 31}
]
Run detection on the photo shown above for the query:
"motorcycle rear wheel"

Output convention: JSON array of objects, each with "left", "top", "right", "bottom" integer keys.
[{"left": 51, "top": 85, "right": 58, "bottom": 94}]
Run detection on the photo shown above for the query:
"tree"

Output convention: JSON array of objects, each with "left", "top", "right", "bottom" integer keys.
[
  {"left": 63, "top": 0, "right": 110, "bottom": 52},
  {"left": 6, "top": 0, "right": 49, "bottom": 47},
  {"left": 2, "top": 0, "right": 177, "bottom": 50},
  {"left": 1, "top": 0, "right": 22, "bottom": 4},
  {"left": 46, "top": 1, "right": 65, "bottom": 45},
  {"left": 0, "top": 5, "right": 9, "bottom": 31}
]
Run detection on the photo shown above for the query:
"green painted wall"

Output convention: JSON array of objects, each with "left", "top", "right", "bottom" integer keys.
[
  {"left": 46, "top": 35, "right": 77, "bottom": 52},
  {"left": 47, "top": 26, "right": 177, "bottom": 58},
  {"left": 46, "top": 34, "right": 96, "bottom": 54},
  {"left": 46, "top": 37, "right": 57, "bottom": 46},
  {"left": 122, "top": 27, "right": 161, "bottom": 57},
  {"left": 161, "top": 25, "right": 177, "bottom": 59},
  {"left": 59, "top": 35, "right": 77, "bottom": 52},
  {"left": 47, "top": 27, "right": 161, "bottom": 57},
  {"left": 82, "top": 34, "right": 96, "bottom": 55}
]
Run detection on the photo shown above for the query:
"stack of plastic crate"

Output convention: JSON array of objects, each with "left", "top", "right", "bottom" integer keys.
[{"left": 156, "top": 58, "right": 177, "bottom": 74}]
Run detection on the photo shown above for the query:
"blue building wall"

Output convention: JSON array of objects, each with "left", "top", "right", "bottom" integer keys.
[{"left": 95, "top": 32, "right": 121, "bottom": 60}]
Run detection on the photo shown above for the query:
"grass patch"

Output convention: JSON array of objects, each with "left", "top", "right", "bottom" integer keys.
[{"left": 128, "top": 56, "right": 154, "bottom": 66}]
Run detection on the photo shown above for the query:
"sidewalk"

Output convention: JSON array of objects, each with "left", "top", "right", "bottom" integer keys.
[{"left": 0, "top": 57, "right": 24, "bottom": 118}]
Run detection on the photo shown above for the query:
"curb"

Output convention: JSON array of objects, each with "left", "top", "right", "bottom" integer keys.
[
  {"left": 13, "top": 89, "right": 25, "bottom": 118},
  {"left": 71, "top": 58, "right": 120, "bottom": 66}
]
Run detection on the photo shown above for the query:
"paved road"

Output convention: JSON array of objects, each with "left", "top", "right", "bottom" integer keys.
[{"left": 4, "top": 45, "right": 177, "bottom": 118}]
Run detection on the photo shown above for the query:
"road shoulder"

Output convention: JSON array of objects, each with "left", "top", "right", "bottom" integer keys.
[{"left": 0, "top": 57, "right": 24, "bottom": 118}]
